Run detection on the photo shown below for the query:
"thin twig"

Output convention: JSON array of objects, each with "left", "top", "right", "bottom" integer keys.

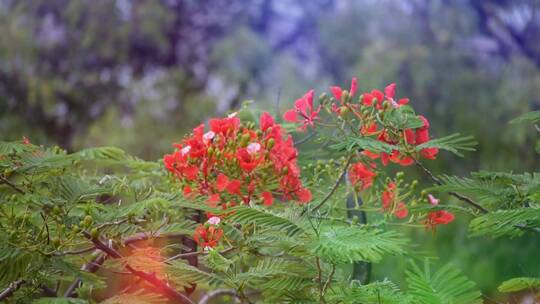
[
  {"left": 199, "top": 289, "right": 241, "bottom": 304},
  {"left": 166, "top": 246, "right": 235, "bottom": 263},
  {"left": 0, "top": 279, "right": 25, "bottom": 301},
  {"left": 414, "top": 159, "right": 489, "bottom": 213},
  {"left": 54, "top": 246, "right": 96, "bottom": 256},
  {"left": 308, "top": 154, "right": 354, "bottom": 214},
  {"left": 322, "top": 264, "right": 336, "bottom": 296},
  {"left": 315, "top": 257, "right": 326, "bottom": 304},
  {"left": 0, "top": 176, "right": 24, "bottom": 194}
]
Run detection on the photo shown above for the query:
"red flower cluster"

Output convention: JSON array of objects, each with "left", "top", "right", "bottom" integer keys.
[
  {"left": 164, "top": 112, "right": 311, "bottom": 216},
  {"left": 193, "top": 217, "right": 223, "bottom": 250},
  {"left": 348, "top": 161, "right": 377, "bottom": 191},
  {"left": 425, "top": 210, "right": 455, "bottom": 230},
  {"left": 284, "top": 78, "right": 439, "bottom": 167},
  {"left": 381, "top": 182, "right": 408, "bottom": 219}
]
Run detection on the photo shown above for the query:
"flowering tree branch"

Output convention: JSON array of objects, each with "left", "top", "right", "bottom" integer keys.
[
  {"left": 414, "top": 159, "right": 489, "bottom": 214},
  {"left": 82, "top": 231, "right": 194, "bottom": 304}
]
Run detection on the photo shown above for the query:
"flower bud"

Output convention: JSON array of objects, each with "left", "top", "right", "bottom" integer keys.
[
  {"left": 83, "top": 215, "right": 93, "bottom": 227},
  {"left": 267, "top": 138, "right": 275, "bottom": 149},
  {"left": 342, "top": 91, "right": 350, "bottom": 103},
  {"left": 351, "top": 215, "right": 359, "bottom": 224},
  {"left": 241, "top": 134, "right": 250, "bottom": 145},
  {"left": 90, "top": 228, "right": 99, "bottom": 239},
  {"left": 339, "top": 106, "right": 349, "bottom": 116},
  {"left": 396, "top": 171, "right": 404, "bottom": 179}
]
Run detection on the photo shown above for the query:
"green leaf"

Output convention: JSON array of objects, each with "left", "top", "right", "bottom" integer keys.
[
  {"left": 415, "top": 133, "right": 477, "bottom": 157},
  {"left": 167, "top": 260, "right": 226, "bottom": 288},
  {"left": 469, "top": 208, "right": 540, "bottom": 238},
  {"left": 225, "top": 206, "right": 306, "bottom": 237},
  {"left": 383, "top": 105, "right": 424, "bottom": 129},
  {"left": 328, "top": 280, "right": 412, "bottom": 304},
  {"left": 498, "top": 277, "right": 540, "bottom": 292},
  {"left": 329, "top": 136, "right": 397, "bottom": 153},
  {"left": 406, "top": 260, "right": 482, "bottom": 304},
  {"left": 312, "top": 225, "right": 407, "bottom": 263},
  {"left": 509, "top": 110, "right": 540, "bottom": 124}
]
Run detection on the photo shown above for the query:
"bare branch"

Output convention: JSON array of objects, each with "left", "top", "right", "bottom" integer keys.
[
  {"left": 199, "top": 289, "right": 241, "bottom": 304},
  {"left": 0, "top": 280, "right": 25, "bottom": 301}
]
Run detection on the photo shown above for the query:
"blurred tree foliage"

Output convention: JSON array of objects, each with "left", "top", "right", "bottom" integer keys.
[{"left": 1, "top": 0, "right": 540, "bottom": 299}]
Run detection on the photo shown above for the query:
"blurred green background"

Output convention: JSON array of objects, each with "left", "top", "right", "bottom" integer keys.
[{"left": 1, "top": 0, "right": 539, "bottom": 301}]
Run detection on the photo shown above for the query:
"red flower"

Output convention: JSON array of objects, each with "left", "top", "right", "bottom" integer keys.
[
  {"left": 381, "top": 182, "right": 409, "bottom": 219},
  {"left": 236, "top": 148, "right": 261, "bottom": 173},
  {"left": 384, "top": 83, "right": 396, "bottom": 100},
  {"left": 226, "top": 179, "right": 242, "bottom": 195},
  {"left": 22, "top": 136, "right": 30, "bottom": 145},
  {"left": 209, "top": 116, "right": 240, "bottom": 136},
  {"left": 193, "top": 224, "right": 223, "bottom": 249},
  {"left": 360, "top": 122, "right": 378, "bottom": 136},
  {"left": 216, "top": 173, "right": 229, "bottom": 191},
  {"left": 394, "top": 202, "right": 409, "bottom": 219},
  {"left": 349, "top": 162, "right": 377, "bottom": 191},
  {"left": 260, "top": 112, "right": 275, "bottom": 132},
  {"left": 261, "top": 191, "right": 273, "bottom": 206},
  {"left": 425, "top": 210, "right": 455, "bottom": 230},
  {"left": 331, "top": 77, "right": 358, "bottom": 103},
  {"left": 283, "top": 90, "right": 321, "bottom": 130},
  {"left": 297, "top": 188, "right": 312, "bottom": 203},
  {"left": 362, "top": 89, "right": 384, "bottom": 108}
]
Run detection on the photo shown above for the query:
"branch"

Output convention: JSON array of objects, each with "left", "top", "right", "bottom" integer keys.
[
  {"left": 0, "top": 176, "right": 24, "bottom": 194},
  {"left": 308, "top": 154, "right": 353, "bottom": 214},
  {"left": 199, "top": 289, "right": 241, "bottom": 304},
  {"left": 0, "top": 279, "right": 25, "bottom": 301},
  {"left": 415, "top": 159, "right": 540, "bottom": 234},
  {"left": 414, "top": 159, "right": 489, "bottom": 214},
  {"left": 64, "top": 231, "right": 187, "bottom": 297},
  {"left": 83, "top": 232, "right": 194, "bottom": 304}
]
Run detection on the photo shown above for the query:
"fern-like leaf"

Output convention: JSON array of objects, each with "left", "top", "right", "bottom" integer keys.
[
  {"left": 509, "top": 110, "right": 540, "bottom": 124},
  {"left": 406, "top": 260, "right": 482, "bottom": 304},
  {"left": 498, "top": 277, "right": 540, "bottom": 292},
  {"left": 415, "top": 133, "right": 477, "bottom": 157},
  {"left": 469, "top": 208, "right": 540, "bottom": 238},
  {"left": 312, "top": 225, "right": 407, "bottom": 263},
  {"left": 225, "top": 206, "right": 306, "bottom": 237}
]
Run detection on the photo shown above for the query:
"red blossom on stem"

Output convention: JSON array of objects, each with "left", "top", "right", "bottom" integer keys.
[
  {"left": 349, "top": 162, "right": 377, "bottom": 191},
  {"left": 284, "top": 90, "right": 321, "bottom": 130},
  {"left": 425, "top": 210, "right": 455, "bottom": 230}
]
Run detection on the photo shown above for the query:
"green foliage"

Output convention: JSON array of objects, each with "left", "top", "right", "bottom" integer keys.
[
  {"left": 498, "top": 277, "right": 540, "bottom": 292},
  {"left": 328, "top": 281, "right": 412, "bottom": 304},
  {"left": 330, "top": 136, "right": 397, "bottom": 153},
  {"left": 415, "top": 134, "right": 477, "bottom": 157},
  {"left": 406, "top": 260, "right": 483, "bottom": 304},
  {"left": 225, "top": 205, "right": 307, "bottom": 237},
  {"left": 510, "top": 111, "right": 540, "bottom": 124},
  {"left": 312, "top": 225, "right": 407, "bottom": 263},
  {"left": 469, "top": 208, "right": 540, "bottom": 238}
]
